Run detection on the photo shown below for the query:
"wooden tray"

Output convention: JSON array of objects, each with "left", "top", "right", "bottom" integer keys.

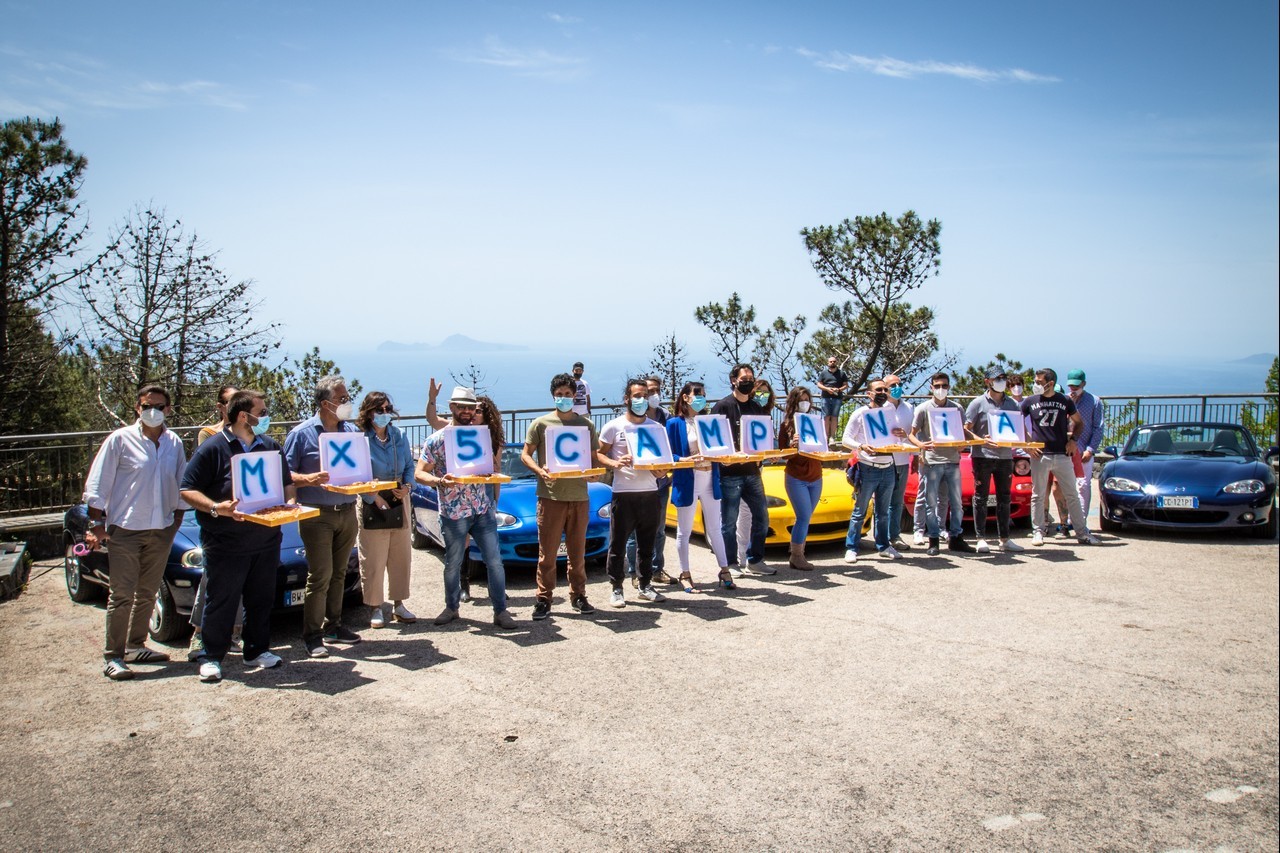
[
  {"left": 244, "top": 505, "right": 320, "bottom": 527},
  {"left": 546, "top": 468, "right": 607, "bottom": 480},
  {"left": 799, "top": 450, "right": 852, "bottom": 462},
  {"left": 754, "top": 448, "right": 797, "bottom": 459},
  {"left": 932, "top": 440, "right": 979, "bottom": 448},
  {"left": 635, "top": 459, "right": 698, "bottom": 471},
  {"left": 449, "top": 473, "right": 513, "bottom": 485},
  {"left": 867, "top": 444, "right": 922, "bottom": 454},
  {"left": 988, "top": 441, "right": 1044, "bottom": 449},
  {"left": 321, "top": 480, "right": 399, "bottom": 495}
]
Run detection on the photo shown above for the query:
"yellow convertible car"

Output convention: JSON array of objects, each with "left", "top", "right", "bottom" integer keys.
[{"left": 665, "top": 462, "right": 871, "bottom": 546}]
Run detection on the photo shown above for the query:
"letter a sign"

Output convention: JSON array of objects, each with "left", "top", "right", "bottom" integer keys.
[{"left": 231, "top": 451, "right": 284, "bottom": 513}]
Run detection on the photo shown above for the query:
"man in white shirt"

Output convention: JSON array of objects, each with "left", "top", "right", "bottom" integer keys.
[
  {"left": 571, "top": 361, "right": 592, "bottom": 416},
  {"left": 82, "top": 385, "right": 188, "bottom": 680},
  {"left": 841, "top": 377, "right": 902, "bottom": 562},
  {"left": 882, "top": 373, "right": 915, "bottom": 551}
]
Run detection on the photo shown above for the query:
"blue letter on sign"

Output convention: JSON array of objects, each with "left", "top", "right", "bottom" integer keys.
[
  {"left": 554, "top": 432, "right": 581, "bottom": 463},
  {"left": 799, "top": 417, "right": 819, "bottom": 445},
  {"left": 698, "top": 419, "right": 724, "bottom": 448},
  {"left": 865, "top": 410, "right": 889, "bottom": 440},
  {"left": 239, "top": 457, "right": 268, "bottom": 497},
  {"left": 329, "top": 440, "right": 355, "bottom": 469},
  {"left": 938, "top": 415, "right": 952, "bottom": 437},
  {"left": 635, "top": 428, "right": 661, "bottom": 459},
  {"left": 995, "top": 412, "right": 1016, "bottom": 436},
  {"left": 749, "top": 421, "right": 769, "bottom": 448},
  {"left": 456, "top": 429, "right": 482, "bottom": 461}
]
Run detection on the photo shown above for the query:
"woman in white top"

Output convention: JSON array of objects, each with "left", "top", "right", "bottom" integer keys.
[{"left": 666, "top": 381, "right": 734, "bottom": 591}]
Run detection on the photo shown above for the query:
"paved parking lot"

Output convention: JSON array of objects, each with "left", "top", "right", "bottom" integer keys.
[{"left": 0, "top": 527, "right": 1276, "bottom": 851}]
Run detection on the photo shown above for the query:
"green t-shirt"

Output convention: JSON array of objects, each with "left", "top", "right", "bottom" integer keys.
[{"left": 525, "top": 412, "right": 599, "bottom": 502}]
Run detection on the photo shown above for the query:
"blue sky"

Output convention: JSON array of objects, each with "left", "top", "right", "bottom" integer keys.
[{"left": 4, "top": 0, "right": 1277, "bottom": 376}]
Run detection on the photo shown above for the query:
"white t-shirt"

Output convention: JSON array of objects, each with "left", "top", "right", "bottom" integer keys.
[
  {"left": 572, "top": 378, "right": 591, "bottom": 415},
  {"left": 599, "top": 415, "right": 659, "bottom": 493}
]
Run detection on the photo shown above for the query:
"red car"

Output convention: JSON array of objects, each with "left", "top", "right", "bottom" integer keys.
[{"left": 901, "top": 452, "right": 1034, "bottom": 530}]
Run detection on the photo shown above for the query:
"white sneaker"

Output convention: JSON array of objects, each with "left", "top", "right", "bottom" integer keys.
[
  {"left": 637, "top": 586, "right": 666, "bottom": 603},
  {"left": 728, "top": 565, "right": 746, "bottom": 579},
  {"left": 609, "top": 588, "right": 626, "bottom": 608},
  {"left": 879, "top": 546, "right": 902, "bottom": 560},
  {"left": 244, "top": 651, "right": 283, "bottom": 669},
  {"left": 1077, "top": 534, "right": 1101, "bottom": 546},
  {"left": 1031, "top": 531, "right": 1045, "bottom": 547},
  {"left": 913, "top": 530, "right": 926, "bottom": 546},
  {"left": 1000, "top": 539, "right": 1025, "bottom": 553},
  {"left": 939, "top": 530, "right": 949, "bottom": 542},
  {"left": 370, "top": 606, "right": 386, "bottom": 628},
  {"left": 975, "top": 539, "right": 991, "bottom": 554},
  {"left": 843, "top": 549, "right": 859, "bottom": 563},
  {"left": 393, "top": 603, "right": 417, "bottom": 623},
  {"left": 198, "top": 660, "right": 222, "bottom": 682}
]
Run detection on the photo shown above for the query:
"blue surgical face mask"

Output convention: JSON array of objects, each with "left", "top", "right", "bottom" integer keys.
[
  {"left": 754, "top": 393, "right": 770, "bottom": 407},
  {"left": 251, "top": 415, "right": 271, "bottom": 436},
  {"left": 889, "top": 385, "right": 904, "bottom": 400},
  {"left": 689, "top": 396, "right": 707, "bottom": 413},
  {"left": 373, "top": 413, "right": 393, "bottom": 429},
  {"left": 554, "top": 396, "right": 575, "bottom": 413},
  {"left": 630, "top": 397, "right": 649, "bottom": 416}
]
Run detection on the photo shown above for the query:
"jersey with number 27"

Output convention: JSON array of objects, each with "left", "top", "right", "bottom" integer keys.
[{"left": 1020, "top": 394, "right": 1077, "bottom": 454}]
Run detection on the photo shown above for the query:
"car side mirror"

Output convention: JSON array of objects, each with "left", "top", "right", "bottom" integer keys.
[
  {"left": 1103, "top": 446, "right": 1119, "bottom": 458},
  {"left": 1266, "top": 447, "right": 1279, "bottom": 463}
]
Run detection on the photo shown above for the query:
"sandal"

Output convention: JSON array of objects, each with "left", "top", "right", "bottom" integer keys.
[
  {"left": 717, "top": 569, "right": 737, "bottom": 590},
  {"left": 679, "top": 572, "right": 702, "bottom": 594}
]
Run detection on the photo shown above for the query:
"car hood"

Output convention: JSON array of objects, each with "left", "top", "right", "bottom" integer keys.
[
  {"left": 1107, "top": 456, "right": 1270, "bottom": 486},
  {"left": 498, "top": 478, "right": 612, "bottom": 519}
]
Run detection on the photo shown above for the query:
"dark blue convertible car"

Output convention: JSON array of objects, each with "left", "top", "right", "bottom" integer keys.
[
  {"left": 1098, "top": 422, "right": 1277, "bottom": 538},
  {"left": 63, "top": 506, "right": 361, "bottom": 642},
  {"left": 411, "top": 442, "right": 612, "bottom": 574}
]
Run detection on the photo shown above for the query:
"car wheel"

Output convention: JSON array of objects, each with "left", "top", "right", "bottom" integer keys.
[
  {"left": 1098, "top": 510, "right": 1122, "bottom": 533},
  {"left": 64, "top": 539, "right": 98, "bottom": 603},
  {"left": 148, "top": 581, "right": 191, "bottom": 643},
  {"left": 1251, "top": 508, "right": 1278, "bottom": 540},
  {"left": 411, "top": 525, "right": 430, "bottom": 550}
]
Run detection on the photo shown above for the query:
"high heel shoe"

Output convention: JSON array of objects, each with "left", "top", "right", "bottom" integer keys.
[
  {"left": 717, "top": 569, "right": 736, "bottom": 590},
  {"left": 679, "top": 572, "right": 702, "bottom": 594}
]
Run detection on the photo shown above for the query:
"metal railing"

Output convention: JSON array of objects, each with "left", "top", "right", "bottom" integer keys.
[{"left": 1, "top": 394, "right": 1275, "bottom": 518}]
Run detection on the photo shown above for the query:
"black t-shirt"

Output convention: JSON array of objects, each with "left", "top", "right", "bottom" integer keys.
[
  {"left": 710, "top": 394, "right": 766, "bottom": 477},
  {"left": 1021, "top": 393, "right": 1077, "bottom": 454},
  {"left": 180, "top": 430, "right": 292, "bottom": 553},
  {"left": 818, "top": 368, "right": 847, "bottom": 398}
]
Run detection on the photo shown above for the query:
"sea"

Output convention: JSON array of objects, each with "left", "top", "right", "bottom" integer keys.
[{"left": 314, "top": 345, "right": 1276, "bottom": 416}]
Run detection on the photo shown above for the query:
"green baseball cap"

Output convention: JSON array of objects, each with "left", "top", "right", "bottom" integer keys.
[{"left": 1066, "top": 369, "right": 1086, "bottom": 386}]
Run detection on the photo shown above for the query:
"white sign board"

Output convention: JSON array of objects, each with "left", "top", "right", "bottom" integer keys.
[
  {"left": 319, "top": 432, "right": 373, "bottom": 486},
  {"left": 794, "top": 412, "right": 828, "bottom": 453},
  {"left": 625, "top": 423, "right": 674, "bottom": 465},
  {"left": 859, "top": 407, "right": 897, "bottom": 449},
  {"left": 444, "top": 425, "right": 494, "bottom": 477},
  {"left": 231, "top": 451, "right": 284, "bottom": 514},
  {"left": 545, "top": 425, "right": 593, "bottom": 473},
  {"left": 927, "top": 407, "right": 966, "bottom": 443},
  {"left": 987, "top": 410, "right": 1025, "bottom": 442},
  {"left": 693, "top": 415, "right": 735, "bottom": 457},
  {"left": 740, "top": 415, "right": 775, "bottom": 454}
]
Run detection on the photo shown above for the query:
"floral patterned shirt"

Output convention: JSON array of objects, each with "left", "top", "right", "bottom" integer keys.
[{"left": 420, "top": 431, "right": 492, "bottom": 520}]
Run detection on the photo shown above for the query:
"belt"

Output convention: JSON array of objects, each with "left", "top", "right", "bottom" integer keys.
[{"left": 313, "top": 502, "right": 355, "bottom": 512}]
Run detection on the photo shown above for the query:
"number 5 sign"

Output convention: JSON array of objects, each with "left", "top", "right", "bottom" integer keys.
[{"left": 445, "top": 425, "right": 494, "bottom": 477}]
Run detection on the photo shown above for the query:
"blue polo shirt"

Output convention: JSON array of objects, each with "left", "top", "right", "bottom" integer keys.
[{"left": 283, "top": 415, "right": 361, "bottom": 507}]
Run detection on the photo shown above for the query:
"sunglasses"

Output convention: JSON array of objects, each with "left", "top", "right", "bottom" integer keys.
[{"left": 373, "top": 406, "right": 394, "bottom": 414}]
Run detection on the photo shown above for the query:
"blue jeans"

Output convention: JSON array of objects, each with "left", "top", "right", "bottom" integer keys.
[
  {"left": 846, "top": 463, "right": 894, "bottom": 552},
  {"left": 441, "top": 509, "right": 507, "bottom": 613},
  {"left": 626, "top": 483, "right": 669, "bottom": 574},
  {"left": 890, "top": 463, "right": 911, "bottom": 542},
  {"left": 784, "top": 475, "right": 823, "bottom": 544},
  {"left": 924, "top": 462, "right": 963, "bottom": 539},
  {"left": 720, "top": 473, "right": 767, "bottom": 566}
]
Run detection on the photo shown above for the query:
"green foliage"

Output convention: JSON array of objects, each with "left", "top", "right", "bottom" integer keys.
[
  {"left": 1102, "top": 400, "right": 1144, "bottom": 448},
  {"left": 0, "top": 304, "right": 91, "bottom": 435},
  {"left": 1240, "top": 356, "right": 1279, "bottom": 449},
  {"left": 694, "top": 292, "right": 759, "bottom": 370},
  {"left": 800, "top": 301, "right": 946, "bottom": 393},
  {"left": 952, "top": 353, "right": 1027, "bottom": 396},
  {"left": 799, "top": 211, "right": 942, "bottom": 392},
  {"left": 226, "top": 348, "right": 363, "bottom": 423}
]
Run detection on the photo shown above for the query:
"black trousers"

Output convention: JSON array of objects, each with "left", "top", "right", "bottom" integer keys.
[
  {"left": 971, "top": 457, "right": 1014, "bottom": 541},
  {"left": 606, "top": 491, "right": 661, "bottom": 589},
  {"left": 202, "top": 542, "right": 280, "bottom": 662}
]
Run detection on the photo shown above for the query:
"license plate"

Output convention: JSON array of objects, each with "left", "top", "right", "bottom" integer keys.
[
  {"left": 283, "top": 588, "right": 305, "bottom": 607},
  {"left": 1157, "top": 496, "right": 1198, "bottom": 509},
  {"left": 557, "top": 541, "right": 568, "bottom": 557},
  {"left": 986, "top": 495, "right": 998, "bottom": 507}
]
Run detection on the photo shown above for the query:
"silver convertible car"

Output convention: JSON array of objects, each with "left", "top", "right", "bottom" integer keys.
[{"left": 1097, "top": 422, "right": 1277, "bottom": 538}]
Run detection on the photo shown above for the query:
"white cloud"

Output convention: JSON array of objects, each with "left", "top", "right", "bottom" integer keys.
[
  {"left": 545, "top": 13, "right": 582, "bottom": 25},
  {"left": 801, "top": 49, "right": 1059, "bottom": 84},
  {"left": 447, "top": 37, "right": 587, "bottom": 79}
]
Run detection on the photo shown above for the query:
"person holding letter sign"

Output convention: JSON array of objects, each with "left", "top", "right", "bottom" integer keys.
[
  {"left": 964, "top": 367, "right": 1025, "bottom": 554},
  {"left": 179, "top": 390, "right": 292, "bottom": 682},
  {"left": 1021, "top": 369, "right": 1100, "bottom": 547},
  {"left": 416, "top": 387, "right": 518, "bottom": 629},
  {"left": 776, "top": 386, "right": 822, "bottom": 570},
  {"left": 841, "top": 378, "right": 901, "bottom": 562},
  {"left": 710, "top": 364, "right": 775, "bottom": 576},
  {"left": 909, "top": 372, "right": 974, "bottom": 556},
  {"left": 283, "top": 375, "right": 363, "bottom": 657},
  {"left": 666, "top": 381, "right": 735, "bottom": 591},
  {"left": 357, "top": 392, "right": 416, "bottom": 628},
  {"left": 520, "top": 373, "right": 600, "bottom": 619},
  {"left": 596, "top": 379, "right": 669, "bottom": 607},
  {"left": 882, "top": 374, "right": 916, "bottom": 552}
]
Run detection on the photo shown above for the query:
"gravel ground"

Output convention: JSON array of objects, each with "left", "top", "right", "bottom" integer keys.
[{"left": 0, "top": 526, "right": 1276, "bottom": 852}]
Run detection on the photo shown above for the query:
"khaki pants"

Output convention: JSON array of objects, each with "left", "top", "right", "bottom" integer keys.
[
  {"left": 103, "top": 521, "right": 180, "bottom": 660},
  {"left": 300, "top": 505, "right": 359, "bottom": 639},
  {"left": 358, "top": 502, "right": 412, "bottom": 606},
  {"left": 535, "top": 499, "right": 588, "bottom": 602}
]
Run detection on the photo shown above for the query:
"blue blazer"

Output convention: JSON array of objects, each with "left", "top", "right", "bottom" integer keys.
[{"left": 667, "top": 417, "right": 721, "bottom": 507}]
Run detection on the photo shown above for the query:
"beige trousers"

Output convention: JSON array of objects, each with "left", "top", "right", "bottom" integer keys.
[{"left": 358, "top": 502, "right": 412, "bottom": 605}]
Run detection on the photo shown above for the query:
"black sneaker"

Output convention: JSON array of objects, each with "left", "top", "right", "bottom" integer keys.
[
  {"left": 948, "top": 537, "right": 974, "bottom": 553},
  {"left": 304, "top": 637, "right": 329, "bottom": 658},
  {"left": 532, "top": 599, "right": 551, "bottom": 621},
  {"left": 571, "top": 595, "right": 595, "bottom": 614},
  {"left": 927, "top": 537, "right": 940, "bottom": 556},
  {"left": 324, "top": 625, "right": 362, "bottom": 645}
]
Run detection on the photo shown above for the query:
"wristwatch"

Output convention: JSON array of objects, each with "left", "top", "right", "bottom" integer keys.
[{"left": 210, "top": 503, "right": 220, "bottom": 518}]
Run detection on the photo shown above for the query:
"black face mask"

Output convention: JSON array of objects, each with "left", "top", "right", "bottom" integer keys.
[
  {"left": 736, "top": 379, "right": 755, "bottom": 394},
  {"left": 872, "top": 392, "right": 888, "bottom": 405}
]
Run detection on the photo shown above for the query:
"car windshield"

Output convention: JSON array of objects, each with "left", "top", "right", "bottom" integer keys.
[
  {"left": 500, "top": 445, "right": 537, "bottom": 479},
  {"left": 1124, "top": 424, "right": 1254, "bottom": 458}
]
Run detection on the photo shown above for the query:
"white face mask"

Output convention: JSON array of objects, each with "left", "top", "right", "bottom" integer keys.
[
  {"left": 1031, "top": 383, "right": 1045, "bottom": 396},
  {"left": 932, "top": 388, "right": 948, "bottom": 401},
  {"left": 139, "top": 407, "right": 165, "bottom": 428},
  {"left": 334, "top": 402, "right": 355, "bottom": 421},
  {"left": 647, "top": 393, "right": 660, "bottom": 409},
  {"left": 991, "top": 380, "right": 1007, "bottom": 393},
  {"left": 1010, "top": 384, "right": 1023, "bottom": 396},
  {"left": 797, "top": 400, "right": 811, "bottom": 413}
]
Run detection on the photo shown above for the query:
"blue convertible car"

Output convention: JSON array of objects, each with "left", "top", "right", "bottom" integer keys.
[
  {"left": 1098, "top": 422, "right": 1277, "bottom": 538},
  {"left": 411, "top": 443, "right": 612, "bottom": 573}
]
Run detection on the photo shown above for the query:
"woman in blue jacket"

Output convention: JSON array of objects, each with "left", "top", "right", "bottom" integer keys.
[
  {"left": 667, "top": 381, "right": 735, "bottom": 592},
  {"left": 357, "top": 392, "right": 417, "bottom": 627}
]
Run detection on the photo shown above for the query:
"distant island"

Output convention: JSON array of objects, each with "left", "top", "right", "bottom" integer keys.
[
  {"left": 1229, "top": 353, "right": 1277, "bottom": 365},
  {"left": 377, "top": 334, "right": 529, "bottom": 353}
]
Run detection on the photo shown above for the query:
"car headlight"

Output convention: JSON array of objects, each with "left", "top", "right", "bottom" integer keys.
[
  {"left": 597, "top": 504, "right": 611, "bottom": 520},
  {"left": 180, "top": 547, "right": 205, "bottom": 569},
  {"left": 1013, "top": 459, "right": 1031, "bottom": 477},
  {"left": 1224, "top": 479, "right": 1265, "bottom": 494},
  {"left": 494, "top": 512, "right": 518, "bottom": 528},
  {"left": 1103, "top": 477, "right": 1141, "bottom": 492},
  {"left": 765, "top": 496, "right": 787, "bottom": 508}
]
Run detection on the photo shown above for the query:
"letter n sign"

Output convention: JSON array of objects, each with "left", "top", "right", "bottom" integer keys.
[
  {"left": 319, "top": 432, "right": 373, "bottom": 486},
  {"left": 231, "top": 451, "right": 284, "bottom": 513}
]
